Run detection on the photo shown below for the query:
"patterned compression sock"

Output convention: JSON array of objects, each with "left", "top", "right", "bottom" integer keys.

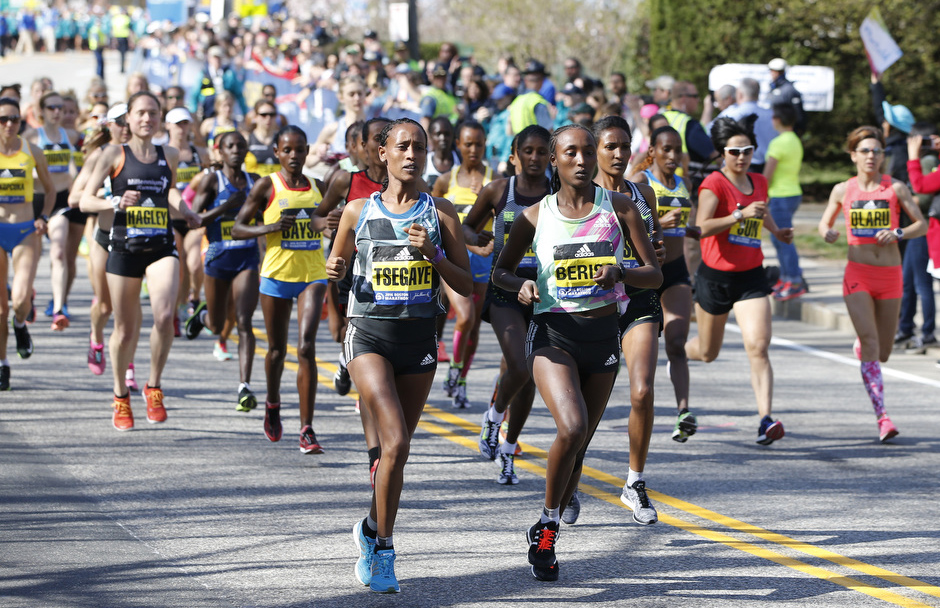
[
  {"left": 860, "top": 360, "right": 886, "bottom": 418},
  {"left": 452, "top": 329, "right": 465, "bottom": 366}
]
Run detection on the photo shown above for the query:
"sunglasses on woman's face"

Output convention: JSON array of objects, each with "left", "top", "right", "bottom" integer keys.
[
  {"left": 111, "top": 118, "right": 127, "bottom": 127},
  {"left": 0, "top": 115, "right": 21, "bottom": 125},
  {"left": 724, "top": 145, "right": 754, "bottom": 157},
  {"left": 44, "top": 104, "right": 63, "bottom": 111},
  {"left": 257, "top": 112, "right": 276, "bottom": 118}
]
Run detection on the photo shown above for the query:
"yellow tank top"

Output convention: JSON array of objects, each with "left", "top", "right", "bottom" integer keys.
[
  {"left": 261, "top": 172, "right": 326, "bottom": 282},
  {"left": 0, "top": 138, "right": 35, "bottom": 206},
  {"left": 445, "top": 164, "right": 493, "bottom": 232}
]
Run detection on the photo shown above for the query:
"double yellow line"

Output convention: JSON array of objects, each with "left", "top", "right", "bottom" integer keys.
[{"left": 242, "top": 330, "right": 938, "bottom": 607}]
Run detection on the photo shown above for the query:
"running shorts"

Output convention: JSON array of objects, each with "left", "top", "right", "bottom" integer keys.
[
  {"left": 658, "top": 255, "right": 692, "bottom": 294},
  {"left": 205, "top": 247, "right": 260, "bottom": 281},
  {"left": 344, "top": 316, "right": 438, "bottom": 375},
  {"left": 843, "top": 260, "right": 902, "bottom": 300},
  {"left": 618, "top": 289, "right": 663, "bottom": 335},
  {"left": 526, "top": 312, "right": 620, "bottom": 375},
  {"left": 468, "top": 250, "right": 493, "bottom": 283},
  {"left": 260, "top": 276, "right": 327, "bottom": 300},
  {"left": 694, "top": 263, "right": 771, "bottom": 316},
  {"left": 481, "top": 282, "right": 533, "bottom": 325},
  {"left": 106, "top": 245, "right": 178, "bottom": 278}
]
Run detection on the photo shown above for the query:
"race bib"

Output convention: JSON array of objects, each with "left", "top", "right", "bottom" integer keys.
[
  {"left": 553, "top": 241, "right": 616, "bottom": 299},
  {"left": 658, "top": 196, "right": 691, "bottom": 237},
  {"left": 0, "top": 168, "right": 28, "bottom": 204},
  {"left": 176, "top": 165, "right": 200, "bottom": 188},
  {"left": 280, "top": 208, "right": 321, "bottom": 250},
  {"left": 371, "top": 245, "right": 433, "bottom": 305},
  {"left": 503, "top": 211, "right": 536, "bottom": 268},
  {"left": 220, "top": 219, "right": 255, "bottom": 249},
  {"left": 728, "top": 217, "right": 763, "bottom": 248},
  {"left": 849, "top": 199, "right": 890, "bottom": 237},
  {"left": 44, "top": 146, "right": 71, "bottom": 174},
  {"left": 253, "top": 161, "right": 280, "bottom": 177},
  {"left": 125, "top": 200, "right": 169, "bottom": 238}
]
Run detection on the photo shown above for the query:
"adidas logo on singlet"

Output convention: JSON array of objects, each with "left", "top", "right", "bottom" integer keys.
[
  {"left": 667, "top": 197, "right": 682, "bottom": 207},
  {"left": 141, "top": 198, "right": 155, "bottom": 207},
  {"left": 394, "top": 247, "right": 412, "bottom": 261},
  {"left": 52, "top": 144, "right": 62, "bottom": 150},
  {"left": 574, "top": 244, "right": 593, "bottom": 258},
  {"left": 420, "top": 353, "right": 435, "bottom": 366},
  {"left": 0, "top": 170, "right": 12, "bottom": 179},
  {"left": 295, "top": 209, "right": 309, "bottom": 219},
  {"left": 605, "top": 354, "right": 618, "bottom": 366},
  {"left": 594, "top": 215, "right": 612, "bottom": 228}
]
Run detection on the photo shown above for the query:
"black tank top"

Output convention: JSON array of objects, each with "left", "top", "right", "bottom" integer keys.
[{"left": 110, "top": 145, "right": 174, "bottom": 253}]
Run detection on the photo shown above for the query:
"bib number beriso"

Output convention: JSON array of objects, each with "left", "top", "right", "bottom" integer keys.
[
  {"left": 553, "top": 240, "right": 616, "bottom": 299},
  {"left": 371, "top": 245, "right": 433, "bottom": 305}
]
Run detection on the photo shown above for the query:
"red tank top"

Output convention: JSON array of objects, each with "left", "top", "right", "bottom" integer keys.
[
  {"left": 842, "top": 175, "right": 900, "bottom": 246},
  {"left": 698, "top": 171, "right": 768, "bottom": 272},
  {"left": 348, "top": 170, "right": 382, "bottom": 202}
]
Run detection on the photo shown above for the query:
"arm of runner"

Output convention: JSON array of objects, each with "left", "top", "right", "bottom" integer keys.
[
  {"left": 29, "top": 141, "right": 57, "bottom": 214},
  {"left": 325, "top": 196, "right": 365, "bottom": 282},
  {"left": 165, "top": 147, "right": 201, "bottom": 228},
  {"left": 882, "top": 181, "right": 927, "bottom": 244},
  {"left": 461, "top": 179, "right": 501, "bottom": 247},
  {"left": 431, "top": 170, "right": 450, "bottom": 198},
  {"left": 231, "top": 175, "right": 283, "bottom": 239},
  {"left": 612, "top": 191, "right": 663, "bottom": 290},
  {"left": 818, "top": 182, "right": 846, "bottom": 243}
]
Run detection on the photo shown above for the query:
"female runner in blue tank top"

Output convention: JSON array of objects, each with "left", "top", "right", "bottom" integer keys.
[
  {"left": 189, "top": 131, "right": 261, "bottom": 413},
  {"left": 463, "top": 125, "right": 551, "bottom": 485},
  {"left": 326, "top": 118, "right": 471, "bottom": 594},
  {"left": 493, "top": 124, "right": 662, "bottom": 582}
]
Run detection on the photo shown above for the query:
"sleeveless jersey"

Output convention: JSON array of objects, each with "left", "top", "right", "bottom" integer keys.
[
  {"left": 0, "top": 137, "right": 35, "bottom": 205},
  {"left": 446, "top": 165, "right": 494, "bottom": 236},
  {"left": 73, "top": 133, "right": 85, "bottom": 170},
  {"left": 619, "top": 181, "right": 654, "bottom": 270},
  {"left": 176, "top": 145, "right": 202, "bottom": 190},
  {"left": 348, "top": 170, "right": 383, "bottom": 202},
  {"left": 205, "top": 170, "right": 257, "bottom": 257},
  {"left": 843, "top": 175, "right": 900, "bottom": 246},
  {"left": 423, "top": 150, "right": 459, "bottom": 189},
  {"left": 698, "top": 171, "right": 768, "bottom": 272},
  {"left": 245, "top": 132, "right": 280, "bottom": 176},
  {"left": 532, "top": 187, "right": 626, "bottom": 314},
  {"left": 492, "top": 176, "right": 545, "bottom": 278},
  {"left": 37, "top": 126, "right": 74, "bottom": 174},
  {"left": 644, "top": 169, "right": 691, "bottom": 237},
  {"left": 110, "top": 145, "right": 173, "bottom": 252},
  {"left": 349, "top": 191, "right": 444, "bottom": 319},
  {"left": 260, "top": 172, "right": 325, "bottom": 283}
]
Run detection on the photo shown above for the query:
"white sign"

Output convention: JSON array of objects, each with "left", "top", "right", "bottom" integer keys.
[
  {"left": 707, "top": 64, "right": 834, "bottom": 112},
  {"left": 860, "top": 7, "right": 903, "bottom": 76},
  {"left": 389, "top": 2, "right": 410, "bottom": 42}
]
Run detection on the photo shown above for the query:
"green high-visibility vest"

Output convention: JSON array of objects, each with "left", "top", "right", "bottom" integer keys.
[{"left": 509, "top": 92, "right": 548, "bottom": 134}]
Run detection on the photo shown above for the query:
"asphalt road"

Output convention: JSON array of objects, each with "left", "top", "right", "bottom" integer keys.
[{"left": 1, "top": 51, "right": 939, "bottom": 608}]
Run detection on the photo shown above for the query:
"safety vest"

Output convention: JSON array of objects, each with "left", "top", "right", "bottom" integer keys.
[
  {"left": 424, "top": 87, "right": 458, "bottom": 123},
  {"left": 88, "top": 24, "right": 106, "bottom": 51},
  {"left": 509, "top": 92, "right": 548, "bottom": 135},
  {"left": 111, "top": 14, "right": 130, "bottom": 39},
  {"left": 662, "top": 110, "right": 690, "bottom": 154},
  {"left": 199, "top": 74, "right": 216, "bottom": 98}
]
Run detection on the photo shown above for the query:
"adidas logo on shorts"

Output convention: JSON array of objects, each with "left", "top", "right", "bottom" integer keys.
[
  {"left": 420, "top": 353, "right": 435, "bottom": 366},
  {"left": 394, "top": 247, "right": 413, "bottom": 261},
  {"left": 575, "top": 244, "right": 593, "bottom": 258},
  {"left": 604, "top": 353, "right": 618, "bottom": 366}
]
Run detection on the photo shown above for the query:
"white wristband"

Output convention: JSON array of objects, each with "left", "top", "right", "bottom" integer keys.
[{"left": 110, "top": 195, "right": 122, "bottom": 211}]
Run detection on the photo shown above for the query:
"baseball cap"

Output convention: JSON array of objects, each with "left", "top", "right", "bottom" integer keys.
[
  {"left": 395, "top": 63, "right": 411, "bottom": 74},
  {"left": 768, "top": 58, "right": 788, "bottom": 71},
  {"left": 640, "top": 103, "right": 660, "bottom": 120},
  {"left": 107, "top": 103, "right": 127, "bottom": 122},
  {"left": 431, "top": 65, "right": 448, "bottom": 78},
  {"left": 522, "top": 59, "right": 548, "bottom": 76},
  {"left": 882, "top": 102, "right": 915, "bottom": 133},
  {"left": 561, "top": 82, "right": 584, "bottom": 96},
  {"left": 570, "top": 102, "right": 593, "bottom": 115},
  {"left": 165, "top": 107, "right": 193, "bottom": 124},
  {"left": 644, "top": 75, "right": 675, "bottom": 91}
]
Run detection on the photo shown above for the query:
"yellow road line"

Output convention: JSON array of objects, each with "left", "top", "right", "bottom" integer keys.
[{"left": 245, "top": 335, "right": 938, "bottom": 606}]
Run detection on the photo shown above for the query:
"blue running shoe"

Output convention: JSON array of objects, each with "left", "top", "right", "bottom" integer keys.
[
  {"left": 756, "top": 415, "right": 784, "bottom": 445},
  {"left": 353, "top": 519, "right": 375, "bottom": 586},
  {"left": 369, "top": 548, "right": 400, "bottom": 593}
]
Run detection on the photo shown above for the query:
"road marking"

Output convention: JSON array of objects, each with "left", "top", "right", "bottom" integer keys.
[
  {"left": 727, "top": 324, "right": 940, "bottom": 389},
  {"left": 247, "top": 333, "right": 940, "bottom": 606}
]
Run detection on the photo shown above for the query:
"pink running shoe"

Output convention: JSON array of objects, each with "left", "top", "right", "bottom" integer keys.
[
  {"left": 878, "top": 415, "right": 899, "bottom": 443},
  {"left": 126, "top": 362, "right": 139, "bottom": 392},
  {"left": 88, "top": 337, "right": 106, "bottom": 375}
]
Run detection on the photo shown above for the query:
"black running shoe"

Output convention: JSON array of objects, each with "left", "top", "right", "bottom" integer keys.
[
  {"left": 333, "top": 363, "right": 351, "bottom": 396},
  {"left": 184, "top": 301, "right": 207, "bottom": 340},
  {"left": 0, "top": 365, "right": 9, "bottom": 391},
  {"left": 526, "top": 520, "right": 560, "bottom": 581},
  {"left": 13, "top": 323, "right": 32, "bottom": 359},
  {"left": 236, "top": 386, "right": 257, "bottom": 412}
]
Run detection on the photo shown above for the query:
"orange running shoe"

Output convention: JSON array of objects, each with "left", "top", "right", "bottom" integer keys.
[
  {"left": 112, "top": 394, "right": 133, "bottom": 431},
  {"left": 51, "top": 313, "right": 70, "bottom": 331},
  {"left": 144, "top": 384, "right": 167, "bottom": 423}
]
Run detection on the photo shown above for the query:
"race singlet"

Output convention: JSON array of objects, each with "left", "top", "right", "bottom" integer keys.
[
  {"left": 553, "top": 240, "right": 617, "bottom": 300},
  {"left": 280, "top": 208, "right": 321, "bottom": 250},
  {"left": 502, "top": 210, "right": 536, "bottom": 268},
  {"left": 43, "top": 144, "right": 71, "bottom": 174},
  {"left": 371, "top": 245, "right": 434, "bottom": 305},
  {"left": 0, "top": 168, "right": 29, "bottom": 204},
  {"left": 849, "top": 199, "right": 891, "bottom": 238},
  {"left": 125, "top": 198, "right": 169, "bottom": 239}
]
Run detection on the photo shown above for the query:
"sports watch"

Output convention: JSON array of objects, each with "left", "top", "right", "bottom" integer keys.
[{"left": 894, "top": 228, "right": 904, "bottom": 240}]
